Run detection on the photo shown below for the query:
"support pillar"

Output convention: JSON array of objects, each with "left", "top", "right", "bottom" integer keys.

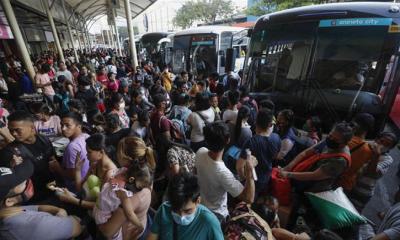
[
  {"left": 124, "top": 0, "right": 138, "bottom": 71},
  {"left": 61, "top": 0, "right": 78, "bottom": 63},
  {"left": 101, "top": 29, "right": 106, "bottom": 48},
  {"left": 83, "top": 19, "right": 91, "bottom": 53},
  {"left": 109, "top": 25, "right": 115, "bottom": 50},
  {"left": 79, "top": 18, "right": 87, "bottom": 52},
  {"left": 42, "top": 0, "right": 65, "bottom": 63},
  {"left": 72, "top": 13, "right": 82, "bottom": 52},
  {"left": 112, "top": 10, "right": 122, "bottom": 56},
  {"left": 1, "top": 0, "right": 35, "bottom": 80},
  {"left": 106, "top": 28, "right": 111, "bottom": 48}
]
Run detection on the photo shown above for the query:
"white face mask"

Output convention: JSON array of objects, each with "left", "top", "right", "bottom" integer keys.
[{"left": 84, "top": 85, "right": 91, "bottom": 90}]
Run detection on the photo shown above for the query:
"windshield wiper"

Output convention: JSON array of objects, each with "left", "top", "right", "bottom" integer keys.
[{"left": 309, "top": 77, "right": 341, "bottom": 122}]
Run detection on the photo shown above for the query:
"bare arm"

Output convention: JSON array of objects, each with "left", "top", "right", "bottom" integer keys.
[
  {"left": 236, "top": 157, "right": 246, "bottom": 180},
  {"left": 276, "top": 139, "right": 294, "bottom": 161},
  {"left": 0, "top": 127, "right": 14, "bottom": 143},
  {"left": 70, "top": 216, "right": 84, "bottom": 238},
  {"left": 98, "top": 207, "right": 126, "bottom": 238},
  {"left": 119, "top": 193, "right": 144, "bottom": 230},
  {"left": 38, "top": 205, "right": 64, "bottom": 215},
  {"left": 146, "top": 233, "right": 159, "bottom": 240},
  {"left": 284, "top": 146, "right": 316, "bottom": 171},
  {"left": 57, "top": 192, "right": 95, "bottom": 209},
  {"left": 282, "top": 167, "right": 330, "bottom": 182},
  {"left": 371, "top": 233, "right": 390, "bottom": 240},
  {"left": 49, "top": 160, "right": 76, "bottom": 180},
  {"left": 237, "top": 161, "right": 255, "bottom": 203}
]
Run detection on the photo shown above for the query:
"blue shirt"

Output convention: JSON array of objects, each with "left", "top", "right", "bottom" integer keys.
[
  {"left": 150, "top": 202, "right": 224, "bottom": 240},
  {"left": 276, "top": 127, "right": 298, "bottom": 163},
  {"left": 240, "top": 133, "right": 281, "bottom": 184},
  {"left": 20, "top": 73, "right": 34, "bottom": 94}
]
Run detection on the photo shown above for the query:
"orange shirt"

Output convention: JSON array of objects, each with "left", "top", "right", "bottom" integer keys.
[{"left": 338, "top": 136, "right": 372, "bottom": 191}]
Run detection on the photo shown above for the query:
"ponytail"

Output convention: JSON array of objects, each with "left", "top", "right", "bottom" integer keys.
[
  {"left": 145, "top": 146, "right": 156, "bottom": 170},
  {"left": 117, "top": 136, "right": 156, "bottom": 170}
]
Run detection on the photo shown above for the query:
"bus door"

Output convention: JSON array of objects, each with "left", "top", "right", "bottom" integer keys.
[
  {"left": 232, "top": 29, "right": 249, "bottom": 72},
  {"left": 190, "top": 34, "right": 217, "bottom": 79},
  {"left": 172, "top": 36, "right": 191, "bottom": 73},
  {"left": 219, "top": 31, "right": 233, "bottom": 74}
]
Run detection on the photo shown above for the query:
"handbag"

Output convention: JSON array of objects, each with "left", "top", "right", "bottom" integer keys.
[{"left": 270, "top": 168, "right": 291, "bottom": 206}]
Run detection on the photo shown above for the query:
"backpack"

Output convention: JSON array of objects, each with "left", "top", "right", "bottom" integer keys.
[
  {"left": 241, "top": 98, "right": 257, "bottom": 129},
  {"left": 169, "top": 107, "right": 191, "bottom": 135},
  {"left": 159, "top": 115, "right": 188, "bottom": 144},
  {"left": 224, "top": 202, "right": 273, "bottom": 240}
]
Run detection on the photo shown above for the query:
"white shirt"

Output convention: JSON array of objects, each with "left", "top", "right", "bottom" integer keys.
[
  {"left": 188, "top": 108, "right": 215, "bottom": 143},
  {"left": 131, "top": 121, "right": 147, "bottom": 139},
  {"left": 0, "top": 78, "right": 8, "bottom": 92},
  {"left": 56, "top": 70, "right": 73, "bottom": 82},
  {"left": 195, "top": 147, "right": 244, "bottom": 218},
  {"left": 107, "top": 64, "right": 117, "bottom": 74},
  {"left": 222, "top": 109, "right": 238, "bottom": 125}
]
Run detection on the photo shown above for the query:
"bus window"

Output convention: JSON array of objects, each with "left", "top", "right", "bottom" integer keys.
[{"left": 249, "top": 22, "right": 316, "bottom": 93}]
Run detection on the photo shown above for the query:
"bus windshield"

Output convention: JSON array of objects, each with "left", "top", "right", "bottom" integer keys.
[{"left": 246, "top": 18, "right": 399, "bottom": 123}]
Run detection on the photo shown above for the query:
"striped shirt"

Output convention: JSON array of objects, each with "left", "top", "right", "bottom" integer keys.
[{"left": 349, "top": 153, "right": 393, "bottom": 211}]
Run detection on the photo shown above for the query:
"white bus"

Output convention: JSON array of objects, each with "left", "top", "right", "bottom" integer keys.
[
  {"left": 123, "top": 35, "right": 142, "bottom": 58},
  {"left": 171, "top": 26, "right": 245, "bottom": 77}
]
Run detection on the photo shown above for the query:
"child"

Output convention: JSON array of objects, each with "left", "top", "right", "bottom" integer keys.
[
  {"left": 296, "top": 116, "right": 322, "bottom": 149},
  {"left": 252, "top": 196, "right": 280, "bottom": 228},
  {"left": 93, "top": 164, "right": 153, "bottom": 240},
  {"left": 264, "top": 196, "right": 280, "bottom": 228},
  {"left": 302, "top": 116, "right": 322, "bottom": 145}
]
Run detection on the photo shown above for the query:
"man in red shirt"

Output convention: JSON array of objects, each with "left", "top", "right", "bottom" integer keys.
[{"left": 150, "top": 94, "right": 171, "bottom": 177}]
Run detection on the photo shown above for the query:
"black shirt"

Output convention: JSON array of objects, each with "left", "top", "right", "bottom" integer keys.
[
  {"left": 106, "top": 128, "right": 130, "bottom": 164},
  {"left": 0, "top": 135, "right": 56, "bottom": 203},
  {"left": 75, "top": 88, "right": 98, "bottom": 112}
]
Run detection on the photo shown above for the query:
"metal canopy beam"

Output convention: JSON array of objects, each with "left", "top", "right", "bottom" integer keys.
[
  {"left": 84, "top": 6, "right": 107, "bottom": 21},
  {"left": 81, "top": 3, "right": 106, "bottom": 16},
  {"left": 72, "top": 0, "right": 97, "bottom": 11},
  {"left": 49, "top": 0, "right": 57, "bottom": 10}
]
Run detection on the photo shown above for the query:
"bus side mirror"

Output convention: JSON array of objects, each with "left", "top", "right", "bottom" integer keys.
[{"left": 247, "top": 29, "right": 253, "bottom": 37}]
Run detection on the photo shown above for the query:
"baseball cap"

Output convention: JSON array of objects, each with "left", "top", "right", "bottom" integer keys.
[{"left": 0, "top": 159, "right": 34, "bottom": 202}]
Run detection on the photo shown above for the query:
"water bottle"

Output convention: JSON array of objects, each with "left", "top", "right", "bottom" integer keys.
[{"left": 246, "top": 149, "right": 257, "bottom": 181}]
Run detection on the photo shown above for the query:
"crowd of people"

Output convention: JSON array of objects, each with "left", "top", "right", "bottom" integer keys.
[{"left": 0, "top": 48, "right": 399, "bottom": 240}]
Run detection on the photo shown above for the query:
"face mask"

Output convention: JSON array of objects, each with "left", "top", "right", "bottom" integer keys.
[
  {"left": 9, "top": 179, "right": 35, "bottom": 203},
  {"left": 22, "top": 179, "right": 35, "bottom": 202},
  {"left": 171, "top": 208, "right": 197, "bottom": 226},
  {"left": 84, "top": 86, "right": 91, "bottom": 90},
  {"left": 326, "top": 137, "right": 341, "bottom": 149}
]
